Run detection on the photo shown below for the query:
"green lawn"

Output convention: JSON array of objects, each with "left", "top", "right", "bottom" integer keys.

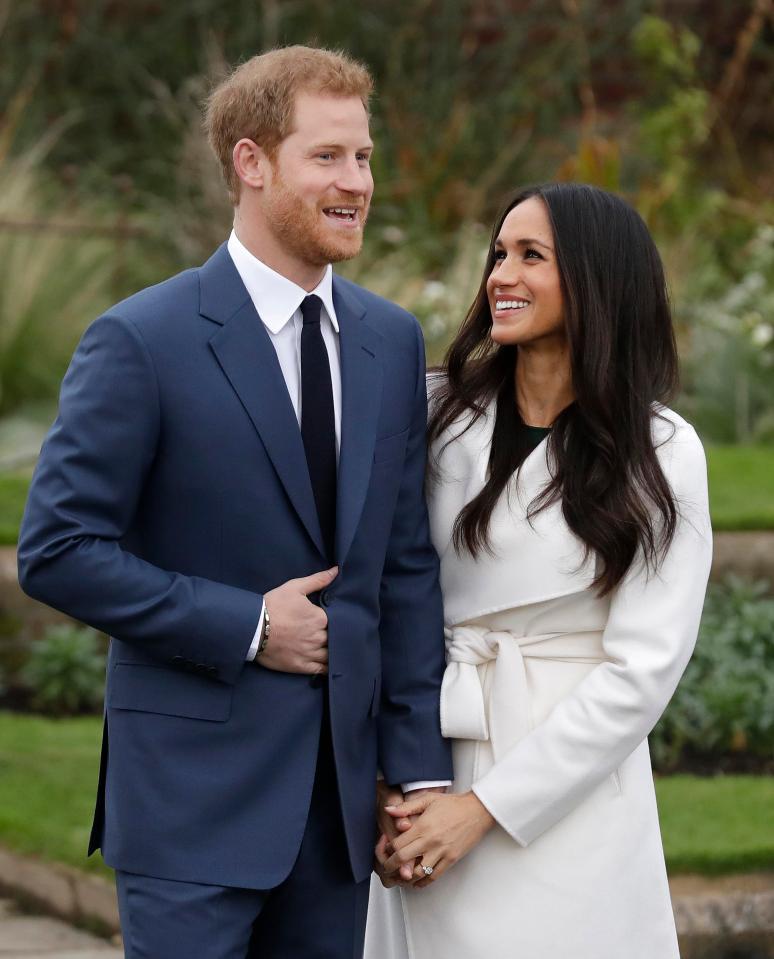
[
  {"left": 707, "top": 445, "right": 774, "bottom": 530},
  {"left": 656, "top": 774, "right": 774, "bottom": 874},
  {"left": 0, "top": 712, "right": 772, "bottom": 878},
  {"left": 0, "top": 446, "right": 771, "bottom": 544},
  {"left": 0, "top": 712, "right": 110, "bottom": 878}
]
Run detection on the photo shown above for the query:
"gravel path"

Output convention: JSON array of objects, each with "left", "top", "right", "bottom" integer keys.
[{"left": 0, "top": 898, "right": 120, "bottom": 958}]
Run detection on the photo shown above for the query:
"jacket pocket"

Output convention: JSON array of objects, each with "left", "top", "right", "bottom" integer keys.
[{"left": 107, "top": 662, "right": 232, "bottom": 722}]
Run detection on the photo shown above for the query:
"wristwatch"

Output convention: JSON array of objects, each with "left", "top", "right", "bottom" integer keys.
[{"left": 256, "top": 605, "right": 271, "bottom": 657}]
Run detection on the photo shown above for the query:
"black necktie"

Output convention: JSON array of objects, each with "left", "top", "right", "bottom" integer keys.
[{"left": 300, "top": 295, "right": 337, "bottom": 561}]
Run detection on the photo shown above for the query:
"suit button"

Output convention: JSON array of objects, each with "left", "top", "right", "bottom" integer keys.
[
  {"left": 171, "top": 655, "right": 184, "bottom": 665},
  {"left": 320, "top": 589, "right": 332, "bottom": 607},
  {"left": 195, "top": 663, "right": 208, "bottom": 674},
  {"left": 207, "top": 665, "right": 218, "bottom": 677}
]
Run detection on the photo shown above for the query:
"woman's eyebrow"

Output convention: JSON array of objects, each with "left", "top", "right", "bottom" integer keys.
[
  {"left": 516, "top": 237, "right": 553, "bottom": 251},
  {"left": 494, "top": 236, "right": 554, "bottom": 251}
]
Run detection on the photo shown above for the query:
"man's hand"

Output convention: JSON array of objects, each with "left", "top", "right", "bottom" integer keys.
[
  {"left": 374, "top": 781, "right": 415, "bottom": 886},
  {"left": 259, "top": 567, "right": 337, "bottom": 674}
]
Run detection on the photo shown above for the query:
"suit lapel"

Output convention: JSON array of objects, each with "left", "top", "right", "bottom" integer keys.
[
  {"left": 334, "top": 278, "right": 383, "bottom": 566},
  {"left": 201, "top": 245, "right": 326, "bottom": 557}
]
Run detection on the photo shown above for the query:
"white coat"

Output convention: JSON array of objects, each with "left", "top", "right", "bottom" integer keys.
[{"left": 365, "top": 400, "right": 712, "bottom": 959}]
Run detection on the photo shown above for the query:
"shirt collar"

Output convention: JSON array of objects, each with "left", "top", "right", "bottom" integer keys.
[{"left": 227, "top": 230, "right": 338, "bottom": 334}]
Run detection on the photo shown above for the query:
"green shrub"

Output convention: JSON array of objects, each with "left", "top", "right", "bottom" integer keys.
[
  {"left": 20, "top": 625, "right": 106, "bottom": 716},
  {"left": 651, "top": 576, "right": 774, "bottom": 770}
]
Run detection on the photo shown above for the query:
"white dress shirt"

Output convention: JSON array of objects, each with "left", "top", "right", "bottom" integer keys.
[{"left": 227, "top": 232, "right": 448, "bottom": 794}]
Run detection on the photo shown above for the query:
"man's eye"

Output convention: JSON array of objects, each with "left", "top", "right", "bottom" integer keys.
[
  {"left": 356, "top": 153, "right": 371, "bottom": 163},
  {"left": 318, "top": 153, "right": 334, "bottom": 161}
]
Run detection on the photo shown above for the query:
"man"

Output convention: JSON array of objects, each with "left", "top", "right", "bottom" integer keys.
[{"left": 18, "top": 46, "right": 452, "bottom": 958}]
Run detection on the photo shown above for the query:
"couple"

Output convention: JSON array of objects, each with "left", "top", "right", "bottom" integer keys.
[{"left": 18, "top": 45, "right": 711, "bottom": 959}]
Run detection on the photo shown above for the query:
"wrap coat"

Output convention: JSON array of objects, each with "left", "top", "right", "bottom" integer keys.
[{"left": 365, "top": 400, "right": 712, "bottom": 959}]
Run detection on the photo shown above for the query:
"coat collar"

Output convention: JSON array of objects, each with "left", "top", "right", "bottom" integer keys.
[
  {"left": 333, "top": 278, "right": 383, "bottom": 566},
  {"left": 201, "top": 243, "right": 383, "bottom": 566},
  {"left": 430, "top": 399, "right": 597, "bottom": 624}
]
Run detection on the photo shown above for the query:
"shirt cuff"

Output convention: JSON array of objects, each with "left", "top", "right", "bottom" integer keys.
[
  {"left": 246, "top": 603, "right": 266, "bottom": 661},
  {"left": 401, "top": 780, "right": 452, "bottom": 793}
]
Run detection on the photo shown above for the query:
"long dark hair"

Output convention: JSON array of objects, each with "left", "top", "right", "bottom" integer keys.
[{"left": 428, "top": 183, "right": 679, "bottom": 594}]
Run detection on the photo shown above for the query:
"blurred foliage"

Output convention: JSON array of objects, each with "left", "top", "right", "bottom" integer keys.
[
  {"left": 651, "top": 576, "right": 774, "bottom": 772},
  {"left": 679, "top": 225, "right": 774, "bottom": 442},
  {"left": 0, "top": 1, "right": 771, "bottom": 438},
  {"left": 20, "top": 624, "right": 106, "bottom": 716}
]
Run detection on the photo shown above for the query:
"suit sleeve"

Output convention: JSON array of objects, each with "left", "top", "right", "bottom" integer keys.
[
  {"left": 376, "top": 319, "right": 454, "bottom": 785},
  {"left": 472, "top": 424, "right": 712, "bottom": 844},
  {"left": 17, "top": 312, "right": 262, "bottom": 685}
]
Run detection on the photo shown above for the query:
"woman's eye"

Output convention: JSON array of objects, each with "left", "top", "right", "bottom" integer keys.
[
  {"left": 493, "top": 250, "right": 506, "bottom": 261},
  {"left": 524, "top": 248, "right": 543, "bottom": 260}
]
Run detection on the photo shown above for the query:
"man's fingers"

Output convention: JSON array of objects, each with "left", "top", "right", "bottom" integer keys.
[
  {"left": 374, "top": 834, "right": 390, "bottom": 865},
  {"left": 296, "top": 566, "right": 338, "bottom": 595},
  {"left": 307, "top": 646, "right": 328, "bottom": 665}
]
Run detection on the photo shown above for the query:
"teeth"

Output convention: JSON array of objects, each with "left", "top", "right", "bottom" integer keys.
[
  {"left": 496, "top": 300, "right": 529, "bottom": 310},
  {"left": 330, "top": 208, "right": 356, "bottom": 215}
]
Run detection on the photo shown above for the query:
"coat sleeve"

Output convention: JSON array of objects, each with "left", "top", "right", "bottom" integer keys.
[
  {"left": 17, "top": 312, "right": 262, "bottom": 685},
  {"left": 472, "top": 422, "right": 712, "bottom": 844},
  {"left": 376, "top": 319, "right": 454, "bottom": 786}
]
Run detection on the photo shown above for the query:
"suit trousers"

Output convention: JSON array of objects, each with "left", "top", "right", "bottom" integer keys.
[{"left": 115, "top": 688, "right": 371, "bottom": 959}]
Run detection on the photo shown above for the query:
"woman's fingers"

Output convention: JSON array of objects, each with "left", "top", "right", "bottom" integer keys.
[
  {"left": 375, "top": 832, "right": 416, "bottom": 884},
  {"left": 374, "top": 834, "right": 413, "bottom": 888},
  {"left": 383, "top": 834, "right": 436, "bottom": 874},
  {"left": 414, "top": 859, "right": 446, "bottom": 888},
  {"left": 384, "top": 796, "right": 431, "bottom": 818}
]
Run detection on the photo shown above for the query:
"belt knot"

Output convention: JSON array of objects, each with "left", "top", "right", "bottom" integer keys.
[{"left": 440, "top": 624, "right": 605, "bottom": 762}]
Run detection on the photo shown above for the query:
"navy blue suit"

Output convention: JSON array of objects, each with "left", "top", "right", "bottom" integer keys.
[{"left": 18, "top": 244, "right": 452, "bottom": 953}]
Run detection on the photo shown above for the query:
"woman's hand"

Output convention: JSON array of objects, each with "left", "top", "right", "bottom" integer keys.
[{"left": 382, "top": 791, "right": 496, "bottom": 887}]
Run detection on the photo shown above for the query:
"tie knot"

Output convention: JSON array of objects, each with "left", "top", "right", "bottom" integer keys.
[{"left": 301, "top": 295, "right": 323, "bottom": 326}]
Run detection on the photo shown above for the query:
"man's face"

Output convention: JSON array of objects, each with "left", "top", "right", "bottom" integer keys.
[{"left": 261, "top": 92, "right": 374, "bottom": 268}]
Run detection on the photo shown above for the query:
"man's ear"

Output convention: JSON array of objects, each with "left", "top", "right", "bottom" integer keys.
[{"left": 232, "top": 138, "right": 270, "bottom": 191}]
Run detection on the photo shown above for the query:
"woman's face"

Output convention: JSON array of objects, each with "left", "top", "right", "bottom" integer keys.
[{"left": 486, "top": 196, "right": 565, "bottom": 348}]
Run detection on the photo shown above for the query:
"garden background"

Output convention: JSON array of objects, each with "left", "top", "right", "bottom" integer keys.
[{"left": 0, "top": 0, "right": 772, "bottom": 933}]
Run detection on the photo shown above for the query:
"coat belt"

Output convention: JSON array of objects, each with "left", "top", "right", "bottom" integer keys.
[{"left": 440, "top": 625, "right": 605, "bottom": 761}]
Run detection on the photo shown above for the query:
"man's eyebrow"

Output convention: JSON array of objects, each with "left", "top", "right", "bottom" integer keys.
[{"left": 309, "top": 142, "right": 374, "bottom": 152}]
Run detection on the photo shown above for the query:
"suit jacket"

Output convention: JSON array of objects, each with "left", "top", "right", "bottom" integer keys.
[{"left": 17, "top": 243, "right": 453, "bottom": 888}]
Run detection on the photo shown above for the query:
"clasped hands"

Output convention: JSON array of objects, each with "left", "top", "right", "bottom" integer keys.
[{"left": 374, "top": 782, "right": 495, "bottom": 890}]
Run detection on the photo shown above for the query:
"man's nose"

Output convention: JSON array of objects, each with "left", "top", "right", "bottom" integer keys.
[{"left": 335, "top": 157, "right": 371, "bottom": 195}]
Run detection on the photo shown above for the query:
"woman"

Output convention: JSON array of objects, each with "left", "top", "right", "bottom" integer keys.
[{"left": 364, "top": 183, "right": 712, "bottom": 959}]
